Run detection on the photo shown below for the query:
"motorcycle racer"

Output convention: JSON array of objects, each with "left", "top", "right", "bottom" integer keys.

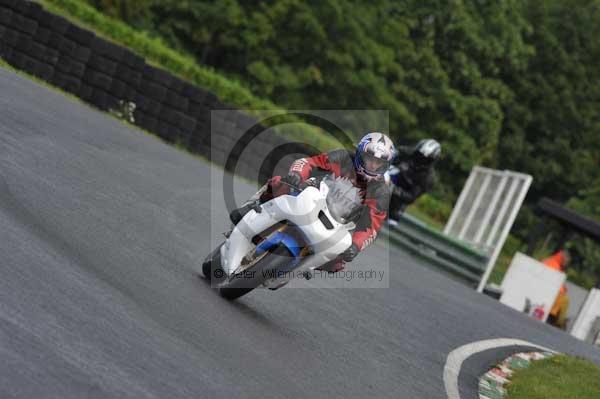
[
  {"left": 387, "top": 139, "right": 440, "bottom": 223},
  {"left": 230, "top": 132, "right": 396, "bottom": 273}
]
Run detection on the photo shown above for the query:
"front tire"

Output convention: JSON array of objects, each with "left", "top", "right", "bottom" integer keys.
[
  {"left": 219, "top": 246, "right": 293, "bottom": 300},
  {"left": 202, "top": 243, "right": 224, "bottom": 281}
]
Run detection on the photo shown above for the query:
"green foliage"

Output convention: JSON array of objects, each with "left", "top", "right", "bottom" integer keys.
[
  {"left": 565, "top": 179, "right": 600, "bottom": 286},
  {"left": 499, "top": 1, "right": 600, "bottom": 204},
  {"left": 489, "top": 235, "right": 526, "bottom": 285},
  {"left": 566, "top": 269, "right": 597, "bottom": 290},
  {"left": 408, "top": 194, "right": 452, "bottom": 227}
]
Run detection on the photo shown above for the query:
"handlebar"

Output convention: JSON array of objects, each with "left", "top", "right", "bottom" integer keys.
[{"left": 280, "top": 177, "right": 318, "bottom": 192}]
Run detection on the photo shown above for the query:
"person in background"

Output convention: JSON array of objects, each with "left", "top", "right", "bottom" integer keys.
[
  {"left": 542, "top": 249, "right": 571, "bottom": 329},
  {"left": 386, "top": 139, "right": 440, "bottom": 224}
]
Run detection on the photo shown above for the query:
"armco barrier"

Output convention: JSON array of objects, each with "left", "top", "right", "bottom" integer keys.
[{"left": 383, "top": 214, "right": 489, "bottom": 285}]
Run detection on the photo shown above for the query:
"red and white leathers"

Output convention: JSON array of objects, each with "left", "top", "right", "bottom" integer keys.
[{"left": 255, "top": 149, "right": 391, "bottom": 272}]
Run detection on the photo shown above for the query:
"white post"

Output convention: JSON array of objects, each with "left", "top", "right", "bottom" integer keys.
[
  {"left": 444, "top": 167, "right": 478, "bottom": 235},
  {"left": 485, "top": 178, "right": 519, "bottom": 248},
  {"left": 474, "top": 174, "right": 508, "bottom": 244},
  {"left": 570, "top": 289, "right": 600, "bottom": 340},
  {"left": 458, "top": 172, "right": 491, "bottom": 241},
  {"left": 477, "top": 176, "right": 532, "bottom": 292}
]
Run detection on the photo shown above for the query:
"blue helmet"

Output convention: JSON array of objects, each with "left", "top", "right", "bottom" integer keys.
[{"left": 354, "top": 132, "right": 396, "bottom": 180}]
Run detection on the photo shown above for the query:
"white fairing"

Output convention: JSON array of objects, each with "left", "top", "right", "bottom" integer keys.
[{"left": 220, "top": 181, "right": 355, "bottom": 283}]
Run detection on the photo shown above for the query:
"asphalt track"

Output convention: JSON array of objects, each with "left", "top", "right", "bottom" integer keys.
[{"left": 1, "top": 67, "right": 599, "bottom": 399}]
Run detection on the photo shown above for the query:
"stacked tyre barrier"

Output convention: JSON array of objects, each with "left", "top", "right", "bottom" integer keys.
[{"left": 0, "top": 0, "right": 304, "bottom": 180}]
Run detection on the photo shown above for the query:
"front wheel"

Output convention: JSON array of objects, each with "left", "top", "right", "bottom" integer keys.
[
  {"left": 219, "top": 246, "right": 293, "bottom": 300},
  {"left": 202, "top": 243, "right": 224, "bottom": 281}
]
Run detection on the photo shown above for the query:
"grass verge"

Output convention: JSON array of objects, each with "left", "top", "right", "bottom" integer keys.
[{"left": 506, "top": 355, "right": 600, "bottom": 399}]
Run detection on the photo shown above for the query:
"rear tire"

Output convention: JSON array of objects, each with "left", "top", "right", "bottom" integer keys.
[{"left": 219, "top": 246, "right": 292, "bottom": 300}]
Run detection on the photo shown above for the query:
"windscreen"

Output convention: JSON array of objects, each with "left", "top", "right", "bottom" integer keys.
[{"left": 323, "top": 175, "right": 363, "bottom": 223}]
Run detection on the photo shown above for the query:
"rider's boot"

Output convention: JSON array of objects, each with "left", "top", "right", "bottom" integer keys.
[
  {"left": 229, "top": 199, "right": 262, "bottom": 225},
  {"left": 229, "top": 182, "right": 269, "bottom": 225}
]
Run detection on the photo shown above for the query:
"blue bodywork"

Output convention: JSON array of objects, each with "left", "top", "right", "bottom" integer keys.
[
  {"left": 256, "top": 231, "right": 301, "bottom": 257},
  {"left": 388, "top": 169, "right": 400, "bottom": 186},
  {"left": 256, "top": 230, "right": 302, "bottom": 272}
]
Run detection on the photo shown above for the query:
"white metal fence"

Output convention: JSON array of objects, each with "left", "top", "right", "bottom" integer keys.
[{"left": 444, "top": 166, "right": 533, "bottom": 292}]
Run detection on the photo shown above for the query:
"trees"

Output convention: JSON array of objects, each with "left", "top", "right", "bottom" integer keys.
[
  {"left": 84, "top": 0, "right": 600, "bottom": 215},
  {"left": 566, "top": 178, "right": 600, "bottom": 286},
  {"left": 499, "top": 0, "right": 600, "bottom": 205}
]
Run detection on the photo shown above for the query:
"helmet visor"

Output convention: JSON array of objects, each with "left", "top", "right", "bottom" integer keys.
[{"left": 360, "top": 151, "right": 390, "bottom": 175}]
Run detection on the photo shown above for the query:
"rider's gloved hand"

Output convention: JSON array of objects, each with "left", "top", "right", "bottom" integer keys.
[
  {"left": 282, "top": 172, "right": 303, "bottom": 189},
  {"left": 304, "top": 177, "right": 318, "bottom": 187},
  {"left": 342, "top": 244, "right": 359, "bottom": 262}
]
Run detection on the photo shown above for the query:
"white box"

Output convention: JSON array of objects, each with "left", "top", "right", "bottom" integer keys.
[{"left": 500, "top": 252, "right": 565, "bottom": 322}]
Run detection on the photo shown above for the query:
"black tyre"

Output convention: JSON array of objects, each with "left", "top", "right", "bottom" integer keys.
[
  {"left": 219, "top": 245, "right": 292, "bottom": 300},
  {"left": 45, "top": 15, "right": 70, "bottom": 35},
  {"left": 136, "top": 112, "right": 158, "bottom": 132},
  {"left": 90, "top": 37, "right": 125, "bottom": 62},
  {"left": 0, "top": 8, "right": 14, "bottom": 27},
  {"left": 58, "top": 37, "right": 77, "bottom": 55},
  {"left": 142, "top": 64, "right": 172, "bottom": 87},
  {"left": 89, "top": 54, "right": 118, "bottom": 76},
  {"left": 139, "top": 82, "right": 167, "bottom": 103},
  {"left": 202, "top": 243, "right": 224, "bottom": 281},
  {"left": 83, "top": 70, "right": 112, "bottom": 89},
  {"left": 71, "top": 45, "right": 91, "bottom": 63},
  {"left": 176, "top": 114, "right": 197, "bottom": 134},
  {"left": 66, "top": 24, "right": 95, "bottom": 46}
]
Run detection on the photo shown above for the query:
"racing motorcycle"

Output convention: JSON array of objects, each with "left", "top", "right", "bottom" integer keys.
[{"left": 202, "top": 174, "right": 362, "bottom": 300}]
